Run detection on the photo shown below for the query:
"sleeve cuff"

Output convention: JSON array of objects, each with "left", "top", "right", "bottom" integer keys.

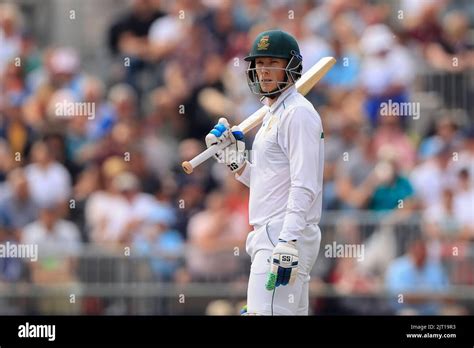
[{"left": 235, "top": 161, "right": 251, "bottom": 187}]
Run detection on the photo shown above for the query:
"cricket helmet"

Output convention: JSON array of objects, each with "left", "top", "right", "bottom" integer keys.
[{"left": 244, "top": 30, "right": 303, "bottom": 98}]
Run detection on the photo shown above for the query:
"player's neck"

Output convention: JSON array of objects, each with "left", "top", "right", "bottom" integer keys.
[
  {"left": 267, "top": 96, "right": 278, "bottom": 106},
  {"left": 265, "top": 84, "right": 294, "bottom": 106},
  {"left": 265, "top": 91, "right": 282, "bottom": 106}
]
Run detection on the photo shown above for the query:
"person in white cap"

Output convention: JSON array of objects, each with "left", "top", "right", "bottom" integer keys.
[{"left": 359, "top": 24, "right": 414, "bottom": 127}]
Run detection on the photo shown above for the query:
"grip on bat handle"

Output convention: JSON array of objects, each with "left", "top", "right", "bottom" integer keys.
[
  {"left": 182, "top": 161, "right": 193, "bottom": 174},
  {"left": 182, "top": 137, "right": 232, "bottom": 175}
]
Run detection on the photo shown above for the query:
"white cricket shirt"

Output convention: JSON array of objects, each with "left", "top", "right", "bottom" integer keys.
[{"left": 236, "top": 86, "right": 324, "bottom": 242}]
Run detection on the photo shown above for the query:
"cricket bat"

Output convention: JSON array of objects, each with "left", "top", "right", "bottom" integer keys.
[{"left": 182, "top": 56, "right": 336, "bottom": 174}]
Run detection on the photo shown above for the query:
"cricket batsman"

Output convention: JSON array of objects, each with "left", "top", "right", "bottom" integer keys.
[{"left": 205, "top": 30, "right": 324, "bottom": 315}]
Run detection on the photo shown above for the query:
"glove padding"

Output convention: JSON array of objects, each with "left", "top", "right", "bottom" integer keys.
[
  {"left": 205, "top": 117, "right": 245, "bottom": 172},
  {"left": 266, "top": 240, "right": 299, "bottom": 290}
]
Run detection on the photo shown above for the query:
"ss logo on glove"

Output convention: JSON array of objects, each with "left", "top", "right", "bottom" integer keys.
[{"left": 266, "top": 240, "right": 299, "bottom": 290}]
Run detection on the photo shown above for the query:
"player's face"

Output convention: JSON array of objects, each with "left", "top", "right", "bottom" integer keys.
[{"left": 255, "top": 57, "right": 287, "bottom": 92}]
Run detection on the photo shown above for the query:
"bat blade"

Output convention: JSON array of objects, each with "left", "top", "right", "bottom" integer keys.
[
  {"left": 296, "top": 56, "right": 336, "bottom": 95},
  {"left": 182, "top": 56, "right": 336, "bottom": 174}
]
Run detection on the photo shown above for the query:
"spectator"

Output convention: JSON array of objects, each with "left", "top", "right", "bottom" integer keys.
[
  {"left": 329, "top": 257, "right": 388, "bottom": 315},
  {"left": 368, "top": 156, "right": 415, "bottom": 213},
  {"left": 79, "top": 76, "right": 116, "bottom": 142},
  {"left": 335, "top": 130, "right": 377, "bottom": 209},
  {"left": 425, "top": 11, "right": 474, "bottom": 72},
  {"left": 173, "top": 138, "right": 220, "bottom": 238},
  {"left": 69, "top": 165, "right": 101, "bottom": 243},
  {"left": 0, "top": 168, "right": 38, "bottom": 233},
  {"left": 0, "top": 65, "right": 35, "bottom": 159},
  {"left": 186, "top": 190, "right": 247, "bottom": 281},
  {"left": 0, "top": 140, "right": 15, "bottom": 183},
  {"left": 108, "top": 83, "right": 139, "bottom": 123},
  {"left": 359, "top": 24, "right": 414, "bottom": 127},
  {"left": 410, "top": 144, "right": 456, "bottom": 210},
  {"left": 90, "top": 122, "right": 140, "bottom": 165},
  {"left": 385, "top": 238, "right": 449, "bottom": 315},
  {"left": 401, "top": 0, "right": 444, "bottom": 45},
  {"left": 44, "top": 132, "right": 83, "bottom": 182},
  {"left": 65, "top": 113, "right": 94, "bottom": 170},
  {"left": 373, "top": 116, "right": 416, "bottom": 173},
  {"left": 173, "top": 175, "right": 206, "bottom": 240},
  {"left": 140, "top": 87, "right": 181, "bottom": 177},
  {"left": 24, "top": 140, "right": 72, "bottom": 211},
  {"left": 22, "top": 203, "right": 81, "bottom": 284},
  {"left": 453, "top": 169, "right": 474, "bottom": 241},
  {"left": 85, "top": 156, "right": 126, "bottom": 247},
  {"left": 233, "top": 0, "right": 267, "bottom": 32},
  {"left": 0, "top": 195, "right": 29, "bottom": 285},
  {"left": 108, "top": 0, "right": 165, "bottom": 92},
  {"left": 127, "top": 147, "right": 161, "bottom": 196},
  {"left": 33, "top": 47, "right": 84, "bottom": 100},
  {"left": 133, "top": 203, "right": 183, "bottom": 281},
  {"left": 147, "top": 0, "right": 190, "bottom": 62},
  {"left": 108, "top": 0, "right": 163, "bottom": 56},
  {"left": 423, "top": 188, "right": 462, "bottom": 241},
  {"left": 0, "top": 3, "right": 22, "bottom": 74},
  {"left": 419, "top": 116, "right": 463, "bottom": 161},
  {"left": 323, "top": 120, "right": 360, "bottom": 209},
  {"left": 323, "top": 36, "right": 360, "bottom": 91},
  {"left": 451, "top": 128, "right": 474, "bottom": 187},
  {"left": 21, "top": 202, "right": 81, "bottom": 314},
  {"left": 90, "top": 171, "right": 156, "bottom": 247},
  {"left": 424, "top": 10, "right": 474, "bottom": 114}
]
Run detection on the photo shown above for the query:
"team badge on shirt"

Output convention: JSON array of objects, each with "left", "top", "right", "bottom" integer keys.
[{"left": 264, "top": 115, "right": 278, "bottom": 135}]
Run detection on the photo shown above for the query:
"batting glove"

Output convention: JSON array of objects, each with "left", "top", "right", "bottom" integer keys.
[
  {"left": 205, "top": 117, "right": 246, "bottom": 173},
  {"left": 240, "top": 304, "right": 259, "bottom": 316},
  {"left": 266, "top": 240, "right": 299, "bottom": 290}
]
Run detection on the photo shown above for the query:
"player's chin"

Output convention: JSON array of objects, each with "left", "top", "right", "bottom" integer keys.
[{"left": 260, "top": 82, "right": 277, "bottom": 93}]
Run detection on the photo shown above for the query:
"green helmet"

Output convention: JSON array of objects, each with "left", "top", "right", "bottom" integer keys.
[{"left": 244, "top": 30, "right": 303, "bottom": 98}]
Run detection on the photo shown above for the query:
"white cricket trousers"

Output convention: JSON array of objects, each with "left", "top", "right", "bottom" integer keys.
[{"left": 245, "top": 219, "right": 321, "bottom": 315}]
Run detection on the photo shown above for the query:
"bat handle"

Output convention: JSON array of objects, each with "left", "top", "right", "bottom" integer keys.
[{"left": 181, "top": 138, "right": 232, "bottom": 174}]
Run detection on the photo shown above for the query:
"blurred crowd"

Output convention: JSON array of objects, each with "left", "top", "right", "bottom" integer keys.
[{"left": 0, "top": 0, "right": 473, "bottom": 315}]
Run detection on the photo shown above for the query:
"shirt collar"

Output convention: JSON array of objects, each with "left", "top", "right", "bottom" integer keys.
[{"left": 261, "top": 85, "right": 297, "bottom": 113}]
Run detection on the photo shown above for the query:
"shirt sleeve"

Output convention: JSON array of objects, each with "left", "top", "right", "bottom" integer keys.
[
  {"left": 235, "top": 161, "right": 251, "bottom": 188},
  {"left": 278, "top": 106, "right": 323, "bottom": 242}
]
